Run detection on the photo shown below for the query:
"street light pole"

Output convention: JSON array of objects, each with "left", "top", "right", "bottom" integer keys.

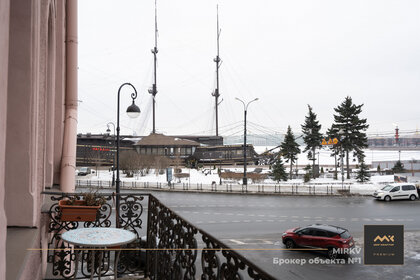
[
  {"left": 338, "top": 129, "right": 345, "bottom": 190},
  {"left": 116, "top": 83, "right": 141, "bottom": 228},
  {"left": 235, "top": 97, "right": 258, "bottom": 186},
  {"left": 106, "top": 122, "right": 116, "bottom": 186}
]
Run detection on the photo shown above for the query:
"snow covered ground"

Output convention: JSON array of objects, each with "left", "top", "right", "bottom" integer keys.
[{"left": 78, "top": 166, "right": 420, "bottom": 196}]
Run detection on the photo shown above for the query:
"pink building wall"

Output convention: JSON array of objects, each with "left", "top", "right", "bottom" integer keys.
[
  {"left": 1, "top": 0, "right": 76, "bottom": 278},
  {"left": 0, "top": 1, "right": 10, "bottom": 278}
]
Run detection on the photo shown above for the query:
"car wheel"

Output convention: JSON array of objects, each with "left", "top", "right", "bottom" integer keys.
[
  {"left": 285, "top": 239, "right": 295, "bottom": 249},
  {"left": 410, "top": 195, "right": 416, "bottom": 201},
  {"left": 384, "top": 195, "right": 391, "bottom": 202},
  {"left": 327, "top": 248, "right": 337, "bottom": 260}
]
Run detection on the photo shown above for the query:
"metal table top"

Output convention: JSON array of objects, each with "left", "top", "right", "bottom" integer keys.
[{"left": 61, "top": 227, "right": 136, "bottom": 247}]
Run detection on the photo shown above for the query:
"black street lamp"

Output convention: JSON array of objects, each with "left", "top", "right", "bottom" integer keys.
[
  {"left": 116, "top": 83, "right": 140, "bottom": 227},
  {"left": 106, "top": 122, "right": 116, "bottom": 186},
  {"left": 235, "top": 97, "right": 258, "bottom": 186},
  {"left": 338, "top": 129, "right": 345, "bottom": 190}
]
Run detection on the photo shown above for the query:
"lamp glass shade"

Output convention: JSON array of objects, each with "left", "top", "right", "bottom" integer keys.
[{"left": 126, "top": 102, "right": 141, "bottom": 119}]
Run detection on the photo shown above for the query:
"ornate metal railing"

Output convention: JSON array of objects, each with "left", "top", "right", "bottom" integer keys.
[
  {"left": 42, "top": 191, "right": 147, "bottom": 279},
  {"left": 146, "top": 195, "right": 276, "bottom": 280},
  {"left": 43, "top": 191, "right": 275, "bottom": 280}
]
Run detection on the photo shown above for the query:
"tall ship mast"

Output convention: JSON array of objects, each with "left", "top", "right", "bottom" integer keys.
[
  {"left": 212, "top": 5, "right": 222, "bottom": 136},
  {"left": 148, "top": 0, "right": 158, "bottom": 134}
]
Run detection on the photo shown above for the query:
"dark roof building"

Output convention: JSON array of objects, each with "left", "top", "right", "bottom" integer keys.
[{"left": 134, "top": 133, "right": 200, "bottom": 158}]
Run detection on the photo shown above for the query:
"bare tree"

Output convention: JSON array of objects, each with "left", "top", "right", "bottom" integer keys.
[
  {"left": 138, "top": 154, "right": 154, "bottom": 176},
  {"left": 153, "top": 156, "right": 170, "bottom": 175},
  {"left": 120, "top": 151, "right": 140, "bottom": 177}
]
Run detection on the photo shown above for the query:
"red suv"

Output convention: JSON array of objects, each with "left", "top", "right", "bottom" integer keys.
[{"left": 282, "top": 224, "right": 354, "bottom": 259}]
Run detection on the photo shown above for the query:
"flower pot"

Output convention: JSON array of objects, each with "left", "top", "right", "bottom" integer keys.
[{"left": 58, "top": 200, "right": 101, "bottom": 222}]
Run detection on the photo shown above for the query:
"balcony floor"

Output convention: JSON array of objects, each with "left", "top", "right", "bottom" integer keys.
[{"left": 6, "top": 227, "right": 39, "bottom": 280}]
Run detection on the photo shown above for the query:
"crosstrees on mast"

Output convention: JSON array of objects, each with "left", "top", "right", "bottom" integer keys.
[
  {"left": 212, "top": 5, "right": 222, "bottom": 136},
  {"left": 148, "top": 0, "right": 158, "bottom": 134}
]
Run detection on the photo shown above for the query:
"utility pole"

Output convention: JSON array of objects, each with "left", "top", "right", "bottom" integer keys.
[
  {"left": 212, "top": 5, "right": 222, "bottom": 136},
  {"left": 148, "top": 0, "right": 158, "bottom": 134}
]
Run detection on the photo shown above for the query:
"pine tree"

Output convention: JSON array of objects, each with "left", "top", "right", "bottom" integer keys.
[
  {"left": 301, "top": 105, "right": 323, "bottom": 178},
  {"left": 326, "top": 124, "right": 340, "bottom": 180},
  {"left": 356, "top": 157, "right": 371, "bottom": 182},
  {"left": 270, "top": 157, "right": 288, "bottom": 182},
  {"left": 281, "top": 126, "right": 301, "bottom": 179},
  {"left": 333, "top": 96, "right": 369, "bottom": 179},
  {"left": 392, "top": 160, "right": 405, "bottom": 173}
]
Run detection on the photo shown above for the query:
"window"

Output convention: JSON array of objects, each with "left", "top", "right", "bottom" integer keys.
[
  {"left": 298, "top": 228, "right": 313, "bottom": 235},
  {"left": 402, "top": 185, "right": 415, "bottom": 191},
  {"left": 326, "top": 231, "right": 338, "bottom": 238},
  {"left": 340, "top": 231, "right": 351, "bottom": 239},
  {"left": 381, "top": 185, "right": 393, "bottom": 191},
  {"left": 390, "top": 186, "right": 400, "bottom": 192},
  {"left": 313, "top": 230, "right": 327, "bottom": 237}
]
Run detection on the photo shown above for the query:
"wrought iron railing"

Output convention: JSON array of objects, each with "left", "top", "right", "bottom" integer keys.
[
  {"left": 146, "top": 195, "right": 276, "bottom": 280},
  {"left": 43, "top": 191, "right": 147, "bottom": 279},
  {"left": 43, "top": 191, "right": 276, "bottom": 280}
]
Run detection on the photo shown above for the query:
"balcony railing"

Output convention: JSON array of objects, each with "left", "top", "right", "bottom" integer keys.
[{"left": 42, "top": 191, "right": 276, "bottom": 280}]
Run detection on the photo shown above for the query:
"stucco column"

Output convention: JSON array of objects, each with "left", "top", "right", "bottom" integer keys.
[
  {"left": 0, "top": 0, "right": 10, "bottom": 278},
  {"left": 60, "top": 0, "right": 78, "bottom": 192}
]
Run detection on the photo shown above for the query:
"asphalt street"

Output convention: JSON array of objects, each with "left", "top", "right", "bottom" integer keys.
[{"left": 145, "top": 191, "right": 420, "bottom": 280}]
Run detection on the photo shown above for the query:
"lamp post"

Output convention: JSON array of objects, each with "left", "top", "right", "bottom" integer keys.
[
  {"left": 235, "top": 97, "right": 258, "bottom": 186},
  {"left": 116, "top": 83, "right": 141, "bottom": 227},
  {"left": 338, "top": 129, "right": 345, "bottom": 190},
  {"left": 106, "top": 122, "right": 116, "bottom": 186}
]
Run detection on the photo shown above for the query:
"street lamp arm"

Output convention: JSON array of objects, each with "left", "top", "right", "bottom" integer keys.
[
  {"left": 118, "top": 82, "right": 138, "bottom": 102},
  {"left": 106, "top": 122, "right": 116, "bottom": 135},
  {"left": 245, "top": 98, "right": 259, "bottom": 111},
  {"left": 235, "top": 97, "right": 245, "bottom": 109}
]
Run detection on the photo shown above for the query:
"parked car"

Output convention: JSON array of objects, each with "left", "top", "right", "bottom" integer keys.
[
  {"left": 373, "top": 183, "right": 419, "bottom": 202},
  {"left": 282, "top": 224, "right": 354, "bottom": 259},
  {"left": 77, "top": 167, "right": 92, "bottom": 176}
]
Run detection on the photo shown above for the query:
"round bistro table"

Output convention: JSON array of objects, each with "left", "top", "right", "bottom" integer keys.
[{"left": 61, "top": 227, "right": 136, "bottom": 280}]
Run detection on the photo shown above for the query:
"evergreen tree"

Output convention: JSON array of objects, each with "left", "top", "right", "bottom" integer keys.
[
  {"left": 281, "top": 126, "right": 301, "bottom": 179},
  {"left": 301, "top": 105, "right": 323, "bottom": 178},
  {"left": 333, "top": 96, "right": 369, "bottom": 179},
  {"left": 356, "top": 157, "right": 371, "bottom": 182},
  {"left": 392, "top": 160, "right": 405, "bottom": 173},
  {"left": 270, "top": 157, "right": 288, "bottom": 182},
  {"left": 326, "top": 124, "right": 340, "bottom": 180}
]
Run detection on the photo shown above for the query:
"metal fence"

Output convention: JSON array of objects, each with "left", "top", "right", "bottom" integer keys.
[
  {"left": 76, "top": 179, "right": 355, "bottom": 195},
  {"left": 42, "top": 191, "right": 276, "bottom": 280}
]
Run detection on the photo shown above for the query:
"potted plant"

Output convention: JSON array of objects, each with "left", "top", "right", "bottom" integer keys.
[{"left": 59, "top": 191, "right": 106, "bottom": 222}]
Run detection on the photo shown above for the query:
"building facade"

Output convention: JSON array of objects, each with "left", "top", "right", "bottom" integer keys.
[
  {"left": 134, "top": 133, "right": 200, "bottom": 158},
  {"left": 0, "top": 0, "right": 77, "bottom": 279}
]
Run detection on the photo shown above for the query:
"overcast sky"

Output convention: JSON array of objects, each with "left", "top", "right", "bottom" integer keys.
[{"left": 78, "top": 0, "right": 420, "bottom": 137}]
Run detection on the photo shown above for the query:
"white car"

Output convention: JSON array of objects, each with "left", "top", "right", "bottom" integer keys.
[{"left": 373, "top": 183, "right": 419, "bottom": 202}]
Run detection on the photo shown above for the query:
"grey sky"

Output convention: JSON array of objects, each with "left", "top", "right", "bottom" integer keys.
[{"left": 78, "top": 0, "right": 420, "bottom": 137}]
